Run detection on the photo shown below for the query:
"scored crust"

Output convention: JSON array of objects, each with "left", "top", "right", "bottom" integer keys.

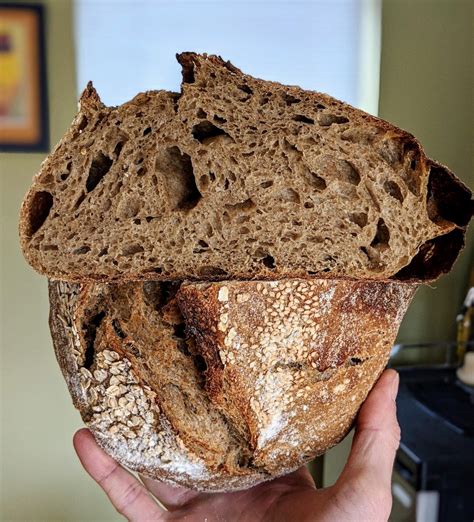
[{"left": 49, "top": 278, "right": 417, "bottom": 491}]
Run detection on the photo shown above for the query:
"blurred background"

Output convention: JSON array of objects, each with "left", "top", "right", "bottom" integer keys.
[{"left": 0, "top": 0, "right": 472, "bottom": 520}]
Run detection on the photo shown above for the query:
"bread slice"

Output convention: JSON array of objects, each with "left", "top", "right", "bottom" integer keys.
[
  {"left": 49, "top": 277, "right": 416, "bottom": 491},
  {"left": 20, "top": 53, "right": 472, "bottom": 282}
]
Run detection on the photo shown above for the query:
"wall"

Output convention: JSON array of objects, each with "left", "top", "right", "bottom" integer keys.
[
  {"left": 380, "top": 0, "right": 473, "bottom": 347},
  {"left": 0, "top": 0, "right": 119, "bottom": 519},
  {"left": 323, "top": 0, "right": 473, "bottom": 487}
]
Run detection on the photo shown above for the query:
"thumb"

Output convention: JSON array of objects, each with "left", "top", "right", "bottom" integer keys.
[{"left": 338, "top": 369, "right": 400, "bottom": 493}]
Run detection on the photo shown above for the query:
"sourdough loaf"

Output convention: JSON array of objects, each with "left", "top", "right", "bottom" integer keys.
[
  {"left": 21, "top": 53, "right": 472, "bottom": 282},
  {"left": 49, "top": 277, "right": 416, "bottom": 491}
]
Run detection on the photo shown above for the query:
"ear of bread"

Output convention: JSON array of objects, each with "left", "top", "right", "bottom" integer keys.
[
  {"left": 49, "top": 278, "right": 416, "bottom": 491},
  {"left": 20, "top": 53, "right": 472, "bottom": 282}
]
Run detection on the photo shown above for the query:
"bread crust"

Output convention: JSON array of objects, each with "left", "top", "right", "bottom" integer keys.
[{"left": 49, "top": 278, "right": 416, "bottom": 491}]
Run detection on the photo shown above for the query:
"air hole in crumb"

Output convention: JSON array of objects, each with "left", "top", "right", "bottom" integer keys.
[
  {"left": 238, "top": 83, "right": 253, "bottom": 95},
  {"left": 114, "top": 141, "right": 125, "bottom": 158},
  {"left": 86, "top": 152, "right": 113, "bottom": 192},
  {"left": 42, "top": 244, "right": 58, "bottom": 251},
  {"left": 278, "top": 188, "right": 300, "bottom": 203},
  {"left": 348, "top": 212, "right": 368, "bottom": 228},
  {"left": 261, "top": 255, "right": 276, "bottom": 269},
  {"left": 73, "top": 192, "right": 86, "bottom": 211},
  {"left": 157, "top": 146, "right": 202, "bottom": 210},
  {"left": 199, "top": 175, "right": 209, "bottom": 189},
  {"left": 293, "top": 114, "right": 314, "bottom": 124},
  {"left": 197, "top": 266, "right": 228, "bottom": 277},
  {"left": 27, "top": 191, "right": 53, "bottom": 237},
  {"left": 316, "top": 103, "right": 326, "bottom": 110},
  {"left": 192, "top": 121, "right": 229, "bottom": 143},
  {"left": 237, "top": 84, "right": 253, "bottom": 101},
  {"left": 137, "top": 166, "right": 146, "bottom": 176},
  {"left": 283, "top": 93, "right": 301, "bottom": 105},
  {"left": 224, "top": 198, "right": 256, "bottom": 215},
  {"left": 370, "top": 219, "right": 390, "bottom": 250},
  {"left": 196, "top": 108, "right": 207, "bottom": 118},
  {"left": 59, "top": 161, "right": 72, "bottom": 181},
  {"left": 122, "top": 243, "right": 144, "bottom": 256},
  {"left": 77, "top": 115, "right": 88, "bottom": 131},
  {"left": 350, "top": 357, "right": 363, "bottom": 365},
  {"left": 73, "top": 245, "right": 90, "bottom": 255},
  {"left": 223, "top": 179, "right": 230, "bottom": 190},
  {"left": 304, "top": 201, "right": 314, "bottom": 209},
  {"left": 309, "top": 172, "right": 327, "bottom": 191},
  {"left": 318, "top": 113, "right": 349, "bottom": 126},
  {"left": 193, "top": 239, "right": 210, "bottom": 253},
  {"left": 342, "top": 161, "right": 361, "bottom": 185},
  {"left": 143, "top": 127, "right": 152, "bottom": 136},
  {"left": 383, "top": 180, "right": 404, "bottom": 203},
  {"left": 213, "top": 114, "right": 227, "bottom": 124},
  {"left": 98, "top": 247, "right": 108, "bottom": 257},
  {"left": 260, "top": 180, "right": 273, "bottom": 189}
]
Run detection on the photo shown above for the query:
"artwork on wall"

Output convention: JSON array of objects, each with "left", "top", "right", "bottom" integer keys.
[{"left": 0, "top": 3, "right": 48, "bottom": 152}]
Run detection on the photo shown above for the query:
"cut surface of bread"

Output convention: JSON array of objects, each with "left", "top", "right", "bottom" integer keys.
[
  {"left": 49, "top": 277, "right": 416, "bottom": 491},
  {"left": 21, "top": 53, "right": 472, "bottom": 282}
]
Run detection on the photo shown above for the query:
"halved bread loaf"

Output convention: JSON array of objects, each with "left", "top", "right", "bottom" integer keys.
[
  {"left": 21, "top": 53, "right": 472, "bottom": 282},
  {"left": 49, "top": 277, "right": 416, "bottom": 491}
]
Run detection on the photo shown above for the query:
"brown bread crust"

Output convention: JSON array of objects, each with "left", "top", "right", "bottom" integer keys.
[
  {"left": 20, "top": 53, "right": 472, "bottom": 283},
  {"left": 49, "top": 278, "right": 416, "bottom": 491}
]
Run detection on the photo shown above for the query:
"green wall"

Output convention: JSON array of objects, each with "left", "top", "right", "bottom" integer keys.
[
  {"left": 1, "top": 0, "right": 119, "bottom": 519},
  {"left": 379, "top": 0, "right": 473, "bottom": 347}
]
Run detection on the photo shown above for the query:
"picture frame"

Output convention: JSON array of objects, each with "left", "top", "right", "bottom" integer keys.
[{"left": 0, "top": 3, "right": 49, "bottom": 152}]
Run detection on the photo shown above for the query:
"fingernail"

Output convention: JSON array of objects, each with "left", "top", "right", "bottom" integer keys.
[{"left": 391, "top": 371, "right": 399, "bottom": 400}]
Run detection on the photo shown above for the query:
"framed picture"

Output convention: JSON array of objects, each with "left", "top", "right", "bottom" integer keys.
[{"left": 0, "top": 3, "right": 49, "bottom": 152}]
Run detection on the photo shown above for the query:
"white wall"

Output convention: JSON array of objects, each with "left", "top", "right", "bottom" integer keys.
[{"left": 75, "top": 0, "right": 380, "bottom": 112}]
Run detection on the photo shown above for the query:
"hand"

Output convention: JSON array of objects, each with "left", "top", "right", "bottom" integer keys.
[{"left": 74, "top": 369, "right": 400, "bottom": 521}]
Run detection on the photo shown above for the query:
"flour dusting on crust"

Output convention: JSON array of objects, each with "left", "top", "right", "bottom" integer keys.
[{"left": 50, "top": 278, "right": 417, "bottom": 491}]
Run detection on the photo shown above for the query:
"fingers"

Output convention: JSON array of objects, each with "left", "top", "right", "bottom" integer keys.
[
  {"left": 338, "top": 369, "right": 400, "bottom": 493},
  {"left": 73, "top": 428, "right": 165, "bottom": 521},
  {"left": 139, "top": 475, "right": 205, "bottom": 511}
]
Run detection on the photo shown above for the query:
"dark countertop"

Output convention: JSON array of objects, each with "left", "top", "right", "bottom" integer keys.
[{"left": 396, "top": 367, "right": 474, "bottom": 520}]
